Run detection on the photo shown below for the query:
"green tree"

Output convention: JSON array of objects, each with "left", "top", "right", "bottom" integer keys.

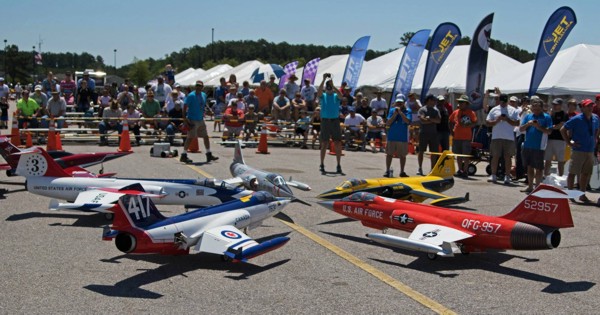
[
  {"left": 128, "top": 58, "right": 151, "bottom": 86},
  {"left": 400, "top": 32, "right": 416, "bottom": 46}
]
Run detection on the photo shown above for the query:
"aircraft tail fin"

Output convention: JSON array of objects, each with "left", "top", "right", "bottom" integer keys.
[
  {"left": 233, "top": 139, "right": 246, "bottom": 165},
  {"left": 427, "top": 150, "right": 455, "bottom": 178},
  {"left": 0, "top": 136, "right": 22, "bottom": 169},
  {"left": 501, "top": 184, "right": 575, "bottom": 228},
  {"left": 111, "top": 193, "right": 166, "bottom": 230},
  {"left": 14, "top": 147, "right": 71, "bottom": 178}
]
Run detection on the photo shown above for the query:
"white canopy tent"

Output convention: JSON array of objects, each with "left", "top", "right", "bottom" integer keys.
[
  {"left": 178, "top": 64, "right": 232, "bottom": 86},
  {"left": 203, "top": 60, "right": 264, "bottom": 86},
  {"left": 490, "top": 44, "right": 600, "bottom": 96},
  {"left": 174, "top": 67, "right": 196, "bottom": 82},
  {"left": 176, "top": 68, "right": 205, "bottom": 85}
]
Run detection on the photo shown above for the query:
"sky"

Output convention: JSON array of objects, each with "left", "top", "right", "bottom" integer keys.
[{"left": 4, "top": 0, "right": 598, "bottom": 68}]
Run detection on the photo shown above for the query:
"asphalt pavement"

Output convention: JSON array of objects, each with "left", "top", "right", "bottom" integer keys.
[{"left": 1, "top": 133, "right": 599, "bottom": 314}]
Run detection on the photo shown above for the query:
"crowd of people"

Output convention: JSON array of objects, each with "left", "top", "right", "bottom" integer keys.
[{"left": 3, "top": 66, "right": 600, "bottom": 201}]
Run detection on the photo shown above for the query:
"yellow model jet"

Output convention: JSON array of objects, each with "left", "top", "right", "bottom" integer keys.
[{"left": 316, "top": 151, "right": 469, "bottom": 206}]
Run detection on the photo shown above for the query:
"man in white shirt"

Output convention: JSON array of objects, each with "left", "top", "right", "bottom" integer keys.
[
  {"left": 151, "top": 76, "right": 172, "bottom": 107},
  {"left": 369, "top": 90, "right": 387, "bottom": 119},
  {"left": 300, "top": 79, "right": 317, "bottom": 111},
  {"left": 486, "top": 93, "right": 520, "bottom": 184},
  {"left": 344, "top": 108, "right": 366, "bottom": 151}
]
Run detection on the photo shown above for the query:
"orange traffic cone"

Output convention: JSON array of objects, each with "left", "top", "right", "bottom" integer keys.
[
  {"left": 10, "top": 113, "right": 20, "bottom": 146},
  {"left": 328, "top": 139, "right": 344, "bottom": 156},
  {"left": 256, "top": 127, "right": 270, "bottom": 154},
  {"left": 46, "top": 119, "right": 57, "bottom": 151},
  {"left": 118, "top": 119, "right": 133, "bottom": 152},
  {"left": 55, "top": 132, "right": 63, "bottom": 151},
  {"left": 187, "top": 137, "right": 200, "bottom": 153}
]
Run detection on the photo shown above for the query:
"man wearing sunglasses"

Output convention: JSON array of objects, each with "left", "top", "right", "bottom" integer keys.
[{"left": 180, "top": 80, "right": 218, "bottom": 164}]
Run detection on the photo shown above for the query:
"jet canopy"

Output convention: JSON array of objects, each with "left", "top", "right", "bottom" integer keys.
[
  {"left": 339, "top": 178, "right": 367, "bottom": 189},
  {"left": 266, "top": 174, "right": 287, "bottom": 187},
  {"left": 342, "top": 192, "right": 376, "bottom": 202},
  {"left": 251, "top": 191, "right": 277, "bottom": 202}
]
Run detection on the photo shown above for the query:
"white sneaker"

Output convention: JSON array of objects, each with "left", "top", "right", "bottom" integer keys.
[
  {"left": 504, "top": 175, "right": 511, "bottom": 184},
  {"left": 487, "top": 175, "right": 497, "bottom": 183}
]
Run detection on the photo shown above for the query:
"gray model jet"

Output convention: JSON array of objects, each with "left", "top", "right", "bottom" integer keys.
[{"left": 225, "top": 140, "right": 311, "bottom": 204}]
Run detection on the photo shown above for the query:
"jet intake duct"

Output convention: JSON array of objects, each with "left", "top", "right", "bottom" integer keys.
[
  {"left": 115, "top": 233, "right": 137, "bottom": 253},
  {"left": 510, "top": 222, "right": 561, "bottom": 250}
]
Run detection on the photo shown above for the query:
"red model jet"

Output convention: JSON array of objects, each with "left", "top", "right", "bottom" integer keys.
[
  {"left": 318, "top": 184, "right": 576, "bottom": 259},
  {"left": 0, "top": 136, "right": 130, "bottom": 177}
]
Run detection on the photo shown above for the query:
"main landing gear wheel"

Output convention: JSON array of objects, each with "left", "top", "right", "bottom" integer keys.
[
  {"left": 467, "top": 164, "right": 477, "bottom": 176},
  {"left": 427, "top": 253, "right": 437, "bottom": 260},
  {"left": 104, "top": 213, "right": 114, "bottom": 220},
  {"left": 221, "top": 255, "right": 232, "bottom": 262}
]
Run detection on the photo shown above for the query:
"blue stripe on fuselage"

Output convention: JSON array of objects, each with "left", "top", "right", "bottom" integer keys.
[{"left": 140, "top": 195, "right": 264, "bottom": 230}]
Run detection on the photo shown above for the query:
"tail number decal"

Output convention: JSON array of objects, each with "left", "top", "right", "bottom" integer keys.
[
  {"left": 462, "top": 219, "right": 501, "bottom": 233},
  {"left": 523, "top": 200, "right": 558, "bottom": 213},
  {"left": 128, "top": 196, "right": 151, "bottom": 220}
]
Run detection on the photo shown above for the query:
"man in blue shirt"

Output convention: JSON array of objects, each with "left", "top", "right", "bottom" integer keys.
[
  {"left": 561, "top": 99, "right": 600, "bottom": 202},
  {"left": 180, "top": 80, "right": 218, "bottom": 164},
  {"left": 384, "top": 95, "right": 411, "bottom": 177},
  {"left": 317, "top": 73, "right": 344, "bottom": 174},
  {"left": 519, "top": 97, "right": 552, "bottom": 193}
]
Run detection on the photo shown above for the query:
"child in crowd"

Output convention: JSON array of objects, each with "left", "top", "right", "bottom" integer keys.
[
  {"left": 295, "top": 110, "right": 310, "bottom": 149},
  {"left": 244, "top": 105, "right": 259, "bottom": 141},
  {"left": 310, "top": 107, "right": 322, "bottom": 149}
]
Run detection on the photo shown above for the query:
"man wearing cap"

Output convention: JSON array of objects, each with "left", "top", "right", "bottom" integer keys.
[
  {"left": 31, "top": 85, "right": 48, "bottom": 108},
  {"left": 317, "top": 73, "right": 344, "bottom": 174},
  {"left": 244, "top": 104, "right": 259, "bottom": 142},
  {"left": 519, "top": 98, "right": 553, "bottom": 193},
  {"left": 141, "top": 90, "right": 162, "bottom": 132},
  {"left": 369, "top": 90, "right": 387, "bottom": 119},
  {"left": 284, "top": 75, "right": 299, "bottom": 100},
  {"left": 449, "top": 95, "right": 477, "bottom": 177},
  {"left": 436, "top": 95, "right": 452, "bottom": 151},
  {"left": 98, "top": 100, "right": 123, "bottom": 146},
  {"left": 366, "top": 110, "right": 385, "bottom": 153},
  {"left": 356, "top": 98, "right": 372, "bottom": 121},
  {"left": 166, "top": 99, "right": 184, "bottom": 145},
  {"left": 300, "top": 79, "right": 317, "bottom": 111},
  {"left": 255, "top": 80, "right": 274, "bottom": 116},
  {"left": 181, "top": 80, "right": 218, "bottom": 164},
  {"left": 416, "top": 94, "right": 441, "bottom": 175},
  {"left": 77, "top": 70, "right": 96, "bottom": 90},
  {"left": 267, "top": 75, "right": 279, "bottom": 96},
  {"left": 47, "top": 91, "right": 67, "bottom": 129},
  {"left": 343, "top": 107, "right": 366, "bottom": 151},
  {"left": 486, "top": 92, "right": 519, "bottom": 184},
  {"left": 341, "top": 84, "right": 354, "bottom": 107},
  {"left": 60, "top": 72, "right": 76, "bottom": 105},
  {"left": 561, "top": 99, "right": 599, "bottom": 203},
  {"left": 116, "top": 84, "right": 135, "bottom": 111},
  {"left": 16, "top": 90, "right": 40, "bottom": 129},
  {"left": 384, "top": 95, "right": 411, "bottom": 177},
  {"left": 41, "top": 72, "right": 57, "bottom": 96},
  {"left": 544, "top": 98, "right": 569, "bottom": 177},
  {"left": 244, "top": 89, "right": 259, "bottom": 110}
]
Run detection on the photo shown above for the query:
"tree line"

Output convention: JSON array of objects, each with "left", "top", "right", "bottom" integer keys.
[{"left": 0, "top": 37, "right": 534, "bottom": 86}]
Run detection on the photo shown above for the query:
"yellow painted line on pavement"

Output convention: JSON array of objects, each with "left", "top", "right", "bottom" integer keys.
[{"left": 185, "top": 164, "right": 455, "bottom": 315}]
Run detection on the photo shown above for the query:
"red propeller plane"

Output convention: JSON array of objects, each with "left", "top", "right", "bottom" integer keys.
[
  {"left": 318, "top": 184, "right": 577, "bottom": 259},
  {"left": 0, "top": 136, "right": 130, "bottom": 177}
]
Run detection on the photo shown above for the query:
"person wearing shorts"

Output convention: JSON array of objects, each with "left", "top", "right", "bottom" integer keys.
[
  {"left": 181, "top": 80, "right": 218, "bottom": 164},
  {"left": 544, "top": 98, "right": 569, "bottom": 176},
  {"left": 486, "top": 93, "right": 520, "bottom": 184},
  {"left": 417, "top": 94, "right": 441, "bottom": 175},
  {"left": 317, "top": 73, "right": 344, "bottom": 174},
  {"left": 384, "top": 96, "right": 411, "bottom": 177},
  {"left": 449, "top": 95, "right": 477, "bottom": 177},
  {"left": 520, "top": 98, "right": 552, "bottom": 193},
  {"left": 561, "top": 99, "right": 599, "bottom": 202}
]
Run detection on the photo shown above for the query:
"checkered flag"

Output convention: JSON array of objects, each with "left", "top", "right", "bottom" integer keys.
[
  {"left": 278, "top": 61, "right": 299, "bottom": 89},
  {"left": 301, "top": 58, "right": 320, "bottom": 87}
]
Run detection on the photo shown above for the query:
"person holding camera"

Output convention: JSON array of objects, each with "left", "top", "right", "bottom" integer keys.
[
  {"left": 317, "top": 73, "right": 344, "bottom": 174},
  {"left": 519, "top": 97, "right": 552, "bottom": 193},
  {"left": 486, "top": 92, "right": 520, "bottom": 184},
  {"left": 383, "top": 95, "right": 411, "bottom": 177}
]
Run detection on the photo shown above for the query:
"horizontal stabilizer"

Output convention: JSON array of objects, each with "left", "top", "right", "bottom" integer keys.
[
  {"left": 49, "top": 199, "right": 114, "bottom": 213},
  {"left": 429, "top": 192, "right": 469, "bottom": 207},
  {"left": 367, "top": 233, "right": 455, "bottom": 257}
]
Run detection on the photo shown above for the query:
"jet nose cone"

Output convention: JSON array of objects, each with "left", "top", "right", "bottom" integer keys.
[{"left": 317, "top": 200, "right": 335, "bottom": 211}]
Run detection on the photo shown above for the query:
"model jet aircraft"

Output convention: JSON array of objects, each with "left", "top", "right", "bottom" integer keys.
[
  {"left": 225, "top": 140, "right": 311, "bottom": 202},
  {"left": 317, "top": 151, "right": 469, "bottom": 206},
  {"left": 14, "top": 147, "right": 252, "bottom": 217},
  {"left": 0, "top": 136, "right": 129, "bottom": 177},
  {"left": 102, "top": 189, "right": 291, "bottom": 262},
  {"left": 318, "top": 185, "right": 576, "bottom": 259}
]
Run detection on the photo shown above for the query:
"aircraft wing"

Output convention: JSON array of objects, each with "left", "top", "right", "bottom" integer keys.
[
  {"left": 49, "top": 184, "right": 166, "bottom": 212},
  {"left": 223, "top": 177, "right": 244, "bottom": 187},
  {"left": 408, "top": 223, "right": 474, "bottom": 246},
  {"left": 195, "top": 225, "right": 289, "bottom": 262},
  {"left": 287, "top": 178, "right": 312, "bottom": 191},
  {"left": 409, "top": 186, "right": 469, "bottom": 206}
]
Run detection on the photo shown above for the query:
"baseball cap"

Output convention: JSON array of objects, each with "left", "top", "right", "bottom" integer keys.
[
  {"left": 248, "top": 104, "right": 255, "bottom": 109},
  {"left": 437, "top": 95, "right": 445, "bottom": 101},
  {"left": 269, "top": 74, "right": 276, "bottom": 79},
  {"left": 51, "top": 91, "right": 59, "bottom": 95},
  {"left": 457, "top": 95, "right": 470, "bottom": 104},
  {"left": 499, "top": 93, "right": 508, "bottom": 102},
  {"left": 83, "top": 70, "right": 90, "bottom": 75},
  {"left": 509, "top": 96, "right": 519, "bottom": 102},
  {"left": 552, "top": 98, "right": 564, "bottom": 105},
  {"left": 356, "top": 92, "right": 363, "bottom": 97},
  {"left": 395, "top": 94, "right": 406, "bottom": 103},
  {"left": 425, "top": 94, "right": 436, "bottom": 102},
  {"left": 35, "top": 85, "right": 42, "bottom": 91},
  {"left": 580, "top": 99, "right": 594, "bottom": 107},
  {"left": 0, "top": 77, "right": 4, "bottom": 81}
]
